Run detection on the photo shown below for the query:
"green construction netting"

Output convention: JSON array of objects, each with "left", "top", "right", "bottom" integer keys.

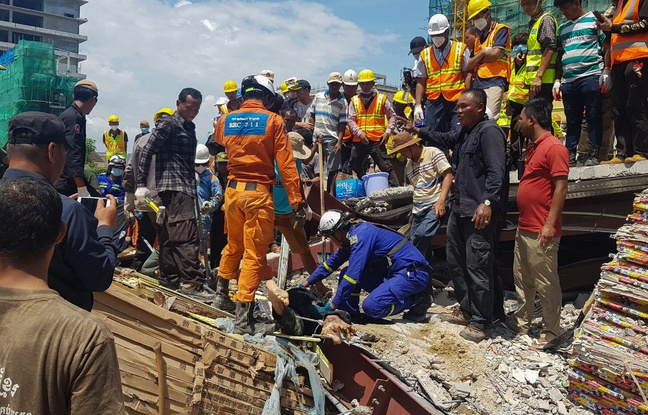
[{"left": 0, "top": 40, "right": 80, "bottom": 147}]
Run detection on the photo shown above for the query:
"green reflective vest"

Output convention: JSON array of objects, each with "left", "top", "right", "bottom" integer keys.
[{"left": 525, "top": 12, "right": 558, "bottom": 85}]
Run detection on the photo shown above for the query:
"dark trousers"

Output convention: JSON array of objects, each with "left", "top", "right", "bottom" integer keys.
[
  {"left": 132, "top": 212, "right": 158, "bottom": 271},
  {"left": 530, "top": 83, "right": 554, "bottom": 103},
  {"left": 562, "top": 74, "right": 603, "bottom": 151},
  {"left": 612, "top": 58, "right": 648, "bottom": 158},
  {"left": 508, "top": 100, "right": 525, "bottom": 164},
  {"left": 351, "top": 141, "right": 399, "bottom": 186},
  {"left": 446, "top": 211, "right": 498, "bottom": 328},
  {"left": 424, "top": 96, "right": 459, "bottom": 133},
  {"left": 158, "top": 191, "right": 204, "bottom": 287},
  {"left": 53, "top": 177, "right": 99, "bottom": 197},
  {"left": 273, "top": 288, "right": 324, "bottom": 336},
  {"left": 209, "top": 209, "right": 228, "bottom": 269}
]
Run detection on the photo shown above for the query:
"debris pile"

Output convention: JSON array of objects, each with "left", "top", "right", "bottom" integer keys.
[
  {"left": 567, "top": 190, "right": 648, "bottom": 414},
  {"left": 93, "top": 274, "right": 314, "bottom": 415}
]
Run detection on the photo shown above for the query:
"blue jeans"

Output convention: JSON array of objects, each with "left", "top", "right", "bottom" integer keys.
[
  {"left": 562, "top": 74, "right": 603, "bottom": 151},
  {"left": 424, "top": 96, "right": 460, "bottom": 133},
  {"left": 410, "top": 205, "right": 441, "bottom": 260}
]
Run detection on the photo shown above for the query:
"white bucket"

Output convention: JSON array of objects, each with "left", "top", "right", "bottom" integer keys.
[{"left": 362, "top": 172, "right": 389, "bottom": 196}]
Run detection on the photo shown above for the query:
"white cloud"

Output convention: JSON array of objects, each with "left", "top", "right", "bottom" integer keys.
[{"left": 79, "top": 0, "right": 395, "bottom": 153}]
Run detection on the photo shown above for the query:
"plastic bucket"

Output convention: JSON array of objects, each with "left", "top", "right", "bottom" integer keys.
[{"left": 362, "top": 172, "right": 389, "bottom": 196}]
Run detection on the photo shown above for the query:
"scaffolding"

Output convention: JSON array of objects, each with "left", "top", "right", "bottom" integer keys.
[{"left": 0, "top": 40, "right": 80, "bottom": 147}]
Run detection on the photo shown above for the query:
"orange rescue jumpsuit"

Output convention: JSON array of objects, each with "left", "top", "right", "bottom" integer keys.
[{"left": 214, "top": 100, "right": 302, "bottom": 302}]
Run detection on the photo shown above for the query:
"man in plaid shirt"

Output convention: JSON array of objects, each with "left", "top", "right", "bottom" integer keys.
[{"left": 136, "top": 88, "right": 214, "bottom": 302}]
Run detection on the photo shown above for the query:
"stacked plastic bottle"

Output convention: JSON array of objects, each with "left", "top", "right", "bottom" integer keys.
[{"left": 568, "top": 191, "right": 648, "bottom": 414}]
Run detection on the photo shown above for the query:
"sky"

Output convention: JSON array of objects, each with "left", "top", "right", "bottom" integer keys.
[{"left": 79, "top": 0, "right": 430, "bottom": 153}]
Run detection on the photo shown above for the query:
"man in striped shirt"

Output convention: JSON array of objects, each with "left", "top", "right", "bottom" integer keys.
[
  {"left": 391, "top": 132, "right": 453, "bottom": 260},
  {"left": 553, "top": 0, "right": 609, "bottom": 166}
]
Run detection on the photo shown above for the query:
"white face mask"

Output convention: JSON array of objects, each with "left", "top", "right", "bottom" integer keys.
[
  {"left": 432, "top": 36, "right": 446, "bottom": 48},
  {"left": 195, "top": 165, "right": 207, "bottom": 174},
  {"left": 110, "top": 125, "right": 118, "bottom": 131},
  {"left": 111, "top": 168, "right": 123, "bottom": 177},
  {"left": 474, "top": 17, "right": 488, "bottom": 31}
]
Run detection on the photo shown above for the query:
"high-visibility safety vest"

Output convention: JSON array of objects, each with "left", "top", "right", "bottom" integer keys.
[
  {"left": 352, "top": 93, "right": 387, "bottom": 142},
  {"left": 525, "top": 12, "right": 558, "bottom": 85},
  {"left": 496, "top": 109, "right": 511, "bottom": 129},
  {"left": 611, "top": 0, "right": 648, "bottom": 65},
  {"left": 104, "top": 130, "right": 126, "bottom": 160},
  {"left": 474, "top": 22, "right": 511, "bottom": 80},
  {"left": 218, "top": 104, "right": 229, "bottom": 115},
  {"left": 508, "top": 60, "right": 529, "bottom": 104},
  {"left": 420, "top": 41, "right": 467, "bottom": 102}
]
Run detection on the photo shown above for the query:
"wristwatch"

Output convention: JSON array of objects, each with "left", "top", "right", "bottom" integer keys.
[{"left": 484, "top": 199, "right": 491, "bottom": 206}]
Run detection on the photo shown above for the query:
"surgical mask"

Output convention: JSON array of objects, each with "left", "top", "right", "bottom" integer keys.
[
  {"left": 474, "top": 17, "right": 488, "bottom": 31},
  {"left": 432, "top": 36, "right": 446, "bottom": 48},
  {"left": 195, "top": 165, "right": 207, "bottom": 174},
  {"left": 111, "top": 168, "right": 123, "bottom": 177},
  {"left": 141, "top": 127, "right": 149, "bottom": 134},
  {"left": 512, "top": 45, "right": 528, "bottom": 56},
  {"left": 110, "top": 125, "right": 118, "bottom": 131}
]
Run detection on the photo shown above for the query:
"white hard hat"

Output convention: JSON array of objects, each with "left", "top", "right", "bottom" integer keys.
[
  {"left": 241, "top": 74, "right": 276, "bottom": 98},
  {"left": 428, "top": 14, "right": 450, "bottom": 36},
  {"left": 214, "top": 96, "right": 229, "bottom": 106},
  {"left": 195, "top": 144, "right": 210, "bottom": 164},
  {"left": 318, "top": 210, "right": 348, "bottom": 236},
  {"left": 342, "top": 69, "right": 358, "bottom": 86}
]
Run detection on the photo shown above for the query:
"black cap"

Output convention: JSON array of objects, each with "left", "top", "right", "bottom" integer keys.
[
  {"left": 409, "top": 36, "right": 427, "bottom": 55},
  {"left": 297, "top": 79, "right": 311, "bottom": 90},
  {"left": 8, "top": 112, "right": 67, "bottom": 146}
]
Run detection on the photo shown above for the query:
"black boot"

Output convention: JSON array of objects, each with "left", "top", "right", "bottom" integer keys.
[
  {"left": 584, "top": 145, "right": 600, "bottom": 166},
  {"left": 212, "top": 277, "right": 236, "bottom": 313},
  {"left": 569, "top": 150, "right": 577, "bottom": 167},
  {"left": 233, "top": 302, "right": 276, "bottom": 335},
  {"left": 403, "top": 283, "right": 433, "bottom": 323}
]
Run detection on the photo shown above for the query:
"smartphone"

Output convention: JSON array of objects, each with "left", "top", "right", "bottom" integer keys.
[
  {"left": 593, "top": 11, "right": 605, "bottom": 22},
  {"left": 78, "top": 197, "right": 110, "bottom": 212}
]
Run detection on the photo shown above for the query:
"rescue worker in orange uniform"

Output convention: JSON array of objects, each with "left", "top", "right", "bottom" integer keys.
[
  {"left": 414, "top": 14, "right": 470, "bottom": 133},
  {"left": 347, "top": 69, "right": 399, "bottom": 187},
  {"left": 466, "top": 0, "right": 511, "bottom": 120},
  {"left": 104, "top": 114, "right": 128, "bottom": 162},
  {"left": 213, "top": 75, "right": 304, "bottom": 335},
  {"left": 598, "top": 0, "right": 648, "bottom": 162}
]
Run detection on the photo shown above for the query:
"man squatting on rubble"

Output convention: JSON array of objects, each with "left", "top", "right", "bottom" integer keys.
[
  {"left": 0, "top": 114, "right": 126, "bottom": 414},
  {"left": 300, "top": 210, "right": 434, "bottom": 323}
]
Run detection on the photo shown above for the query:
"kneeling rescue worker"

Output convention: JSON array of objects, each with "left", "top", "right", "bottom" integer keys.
[
  {"left": 302, "top": 210, "right": 433, "bottom": 322},
  {"left": 213, "top": 74, "right": 304, "bottom": 334}
]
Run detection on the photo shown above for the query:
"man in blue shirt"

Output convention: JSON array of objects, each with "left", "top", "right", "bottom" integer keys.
[{"left": 301, "top": 210, "right": 433, "bottom": 322}]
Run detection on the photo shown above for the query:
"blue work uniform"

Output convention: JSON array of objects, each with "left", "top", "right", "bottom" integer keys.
[
  {"left": 196, "top": 169, "right": 223, "bottom": 255},
  {"left": 307, "top": 222, "right": 431, "bottom": 318},
  {"left": 97, "top": 173, "right": 125, "bottom": 200}
]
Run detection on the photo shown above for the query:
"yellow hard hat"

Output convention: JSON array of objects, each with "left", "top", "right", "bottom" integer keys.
[
  {"left": 153, "top": 107, "right": 174, "bottom": 123},
  {"left": 393, "top": 90, "right": 413, "bottom": 105},
  {"left": 108, "top": 114, "right": 119, "bottom": 123},
  {"left": 280, "top": 81, "right": 288, "bottom": 95},
  {"left": 468, "top": 0, "right": 491, "bottom": 20},
  {"left": 223, "top": 80, "right": 238, "bottom": 93},
  {"left": 358, "top": 69, "right": 376, "bottom": 83}
]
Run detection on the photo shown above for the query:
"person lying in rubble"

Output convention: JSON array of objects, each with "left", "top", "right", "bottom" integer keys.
[
  {"left": 300, "top": 209, "right": 434, "bottom": 323},
  {"left": 266, "top": 280, "right": 356, "bottom": 344}
]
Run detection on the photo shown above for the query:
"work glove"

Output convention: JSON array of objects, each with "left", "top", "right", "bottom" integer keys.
[
  {"left": 599, "top": 69, "right": 612, "bottom": 93},
  {"left": 413, "top": 105, "right": 424, "bottom": 123},
  {"left": 124, "top": 192, "right": 136, "bottom": 219},
  {"left": 304, "top": 205, "right": 313, "bottom": 221},
  {"left": 552, "top": 80, "right": 562, "bottom": 101},
  {"left": 134, "top": 187, "right": 151, "bottom": 210},
  {"left": 76, "top": 186, "right": 90, "bottom": 198},
  {"left": 200, "top": 201, "right": 212, "bottom": 214}
]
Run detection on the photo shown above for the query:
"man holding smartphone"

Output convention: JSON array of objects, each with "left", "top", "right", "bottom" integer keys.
[{"left": 2, "top": 112, "right": 118, "bottom": 311}]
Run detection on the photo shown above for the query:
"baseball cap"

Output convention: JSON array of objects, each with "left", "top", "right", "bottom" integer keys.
[
  {"left": 8, "top": 112, "right": 67, "bottom": 146},
  {"left": 74, "top": 79, "right": 98, "bottom": 94},
  {"left": 260, "top": 69, "right": 275, "bottom": 82},
  {"left": 327, "top": 72, "right": 343, "bottom": 84},
  {"left": 409, "top": 36, "right": 427, "bottom": 55},
  {"left": 215, "top": 152, "right": 228, "bottom": 163},
  {"left": 296, "top": 79, "right": 311, "bottom": 90}
]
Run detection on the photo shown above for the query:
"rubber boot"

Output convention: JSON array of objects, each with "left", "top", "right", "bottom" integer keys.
[
  {"left": 212, "top": 277, "right": 236, "bottom": 313},
  {"left": 233, "top": 302, "right": 276, "bottom": 335},
  {"left": 584, "top": 145, "right": 600, "bottom": 166}
]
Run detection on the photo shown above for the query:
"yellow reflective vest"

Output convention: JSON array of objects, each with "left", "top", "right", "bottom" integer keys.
[
  {"left": 508, "top": 60, "right": 529, "bottom": 104},
  {"left": 525, "top": 12, "right": 558, "bottom": 85},
  {"left": 104, "top": 130, "right": 126, "bottom": 160}
]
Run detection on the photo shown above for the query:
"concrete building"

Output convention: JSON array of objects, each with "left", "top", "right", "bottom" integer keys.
[{"left": 0, "top": 0, "right": 87, "bottom": 77}]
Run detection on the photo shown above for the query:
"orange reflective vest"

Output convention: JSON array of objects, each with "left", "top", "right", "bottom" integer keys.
[
  {"left": 420, "top": 41, "right": 467, "bottom": 102},
  {"left": 508, "top": 60, "right": 529, "bottom": 104},
  {"left": 474, "top": 22, "right": 511, "bottom": 80},
  {"left": 104, "top": 130, "right": 126, "bottom": 160},
  {"left": 611, "top": 0, "right": 648, "bottom": 64},
  {"left": 351, "top": 93, "right": 387, "bottom": 142}
]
